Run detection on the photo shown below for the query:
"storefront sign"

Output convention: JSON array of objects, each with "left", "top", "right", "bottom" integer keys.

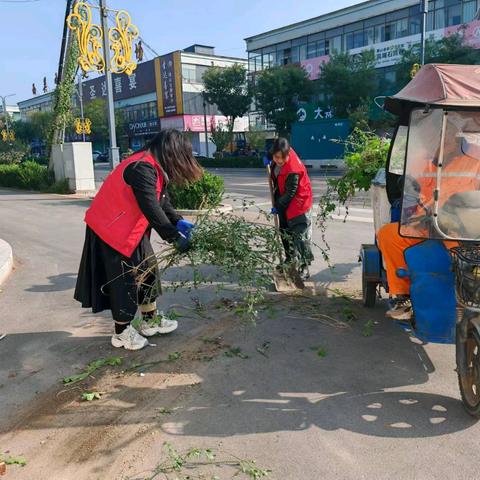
[
  {"left": 302, "top": 19, "right": 480, "bottom": 80},
  {"left": 82, "top": 60, "right": 156, "bottom": 102},
  {"left": 128, "top": 118, "right": 160, "bottom": 136},
  {"left": 296, "top": 104, "right": 334, "bottom": 123},
  {"left": 155, "top": 51, "right": 184, "bottom": 117},
  {"left": 300, "top": 55, "right": 329, "bottom": 81}
]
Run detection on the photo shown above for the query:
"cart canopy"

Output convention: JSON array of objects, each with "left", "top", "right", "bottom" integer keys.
[{"left": 385, "top": 64, "right": 480, "bottom": 116}]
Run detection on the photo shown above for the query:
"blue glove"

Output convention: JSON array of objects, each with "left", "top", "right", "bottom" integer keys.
[
  {"left": 177, "top": 219, "right": 195, "bottom": 239},
  {"left": 271, "top": 207, "right": 278, "bottom": 215},
  {"left": 263, "top": 156, "right": 271, "bottom": 167}
]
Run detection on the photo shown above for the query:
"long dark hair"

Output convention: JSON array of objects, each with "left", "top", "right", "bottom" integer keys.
[{"left": 143, "top": 129, "right": 203, "bottom": 185}]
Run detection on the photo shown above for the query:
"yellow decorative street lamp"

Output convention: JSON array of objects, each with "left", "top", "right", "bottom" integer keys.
[
  {"left": 74, "top": 117, "right": 92, "bottom": 135},
  {"left": 66, "top": 1, "right": 140, "bottom": 167},
  {"left": 410, "top": 63, "right": 421, "bottom": 79},
  {"left": 67, "top": 2, "right": 105, "bottom": 74},
  {"left": 109, "top": 10, "right": 139, "bottom": 75}
]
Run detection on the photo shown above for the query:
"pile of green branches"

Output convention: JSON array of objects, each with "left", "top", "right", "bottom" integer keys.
[{"left": 136, "top": 212, "right": 283, "bottom": 322}]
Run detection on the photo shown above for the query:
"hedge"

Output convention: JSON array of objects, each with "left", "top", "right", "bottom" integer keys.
[
  {"left": 196, "top": 156, "right": 264, "bottom": 168},
  {"left": 0, "top": 161, "right": 70, "bottom": 193},
  {"left": 169, "top": 171, "right": 224, "bottom": 210}
]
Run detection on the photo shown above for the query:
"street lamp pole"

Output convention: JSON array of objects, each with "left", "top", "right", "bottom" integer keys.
[
  {"left": 77, "top": 74, "right": 86, "bottom": 142},
  {"left": 0, "top": 94, "right": 15, "bottom": 141},
  {"left": 202, "top": 94, "right": 210, "bottom": 158},
  {"left": 420, "top": 0, "right": 429, "bottom": 65},
  {"left": 99, "top": 0, "right": 120, "bottom": 168}
]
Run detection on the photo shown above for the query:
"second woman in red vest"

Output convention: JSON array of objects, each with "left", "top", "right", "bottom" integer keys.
[
  {"left": 74, "top": 129, "right": 203, "bottom": 350},
  {"left": 270, "top": 137, "right": 314, "bottom": 279}
]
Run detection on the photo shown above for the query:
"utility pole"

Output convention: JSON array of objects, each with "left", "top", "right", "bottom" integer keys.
[
  {"left": 202, "top": 94, "right": 210, "bottom": 158},
  {"left": 420, "top": 0, "right": 429, "bottom": 65},
  {"left": 100, "top": 0, "right": 120, "bottom": 168},
  {"left": 77, "top": 74, "right": 85, "bottom": 142},
  {"left": 0, "top": 94, "right": 15, "bottom": 143}
]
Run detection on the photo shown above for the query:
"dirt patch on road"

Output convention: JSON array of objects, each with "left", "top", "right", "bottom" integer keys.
[{"left": 0, "top": 290, "right": 380, "bottom": 479}]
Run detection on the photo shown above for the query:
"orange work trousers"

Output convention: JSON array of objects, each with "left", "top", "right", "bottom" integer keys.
[
  {"left": 377, "top": 223, "right": 421, "bottom": 296},
  {"left": 377, "top": 222, "right": 458, "bottom": 296}
]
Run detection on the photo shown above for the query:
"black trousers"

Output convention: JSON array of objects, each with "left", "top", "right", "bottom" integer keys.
[
  {"left": 74, "top": 227, "right": 160, "bottom": 322},
  {"left": 279, "top": 211, "right": 314, "bottom": 269}
]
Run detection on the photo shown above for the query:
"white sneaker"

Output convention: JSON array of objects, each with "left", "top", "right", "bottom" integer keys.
[
  {"left": 111, "top": 325, "right": 149, "bottom": 350},
  {"left": 138, "top": 312, "right": 178, "bottom": 337}
]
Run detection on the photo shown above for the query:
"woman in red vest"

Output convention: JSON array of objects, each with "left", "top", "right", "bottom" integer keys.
[
  {"left": 74, "top": 130, "right": 202, "bottom": 350},
  {"left": 270, "top": 137, "right": 314, "bottom": 278}
]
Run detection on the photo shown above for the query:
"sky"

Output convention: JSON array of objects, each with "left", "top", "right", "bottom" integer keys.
[{"left": 0, "top": 0, "right": 361, "bottom": 103}]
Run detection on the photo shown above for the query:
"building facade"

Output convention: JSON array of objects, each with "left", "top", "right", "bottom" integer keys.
[
  {"left": 0, "top": 104, "right": 21, "bottom": 122},
  {"left": 246, "top": 0, "right": 479, "bottom": 82},
  {"left": 17, "top": 45, "right": 248, "bottom": 156},
  {"left": 245, "top": 0, "right": 480, "bottom": 163}
]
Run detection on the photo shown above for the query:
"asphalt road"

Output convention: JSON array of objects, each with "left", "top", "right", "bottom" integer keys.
[{"left": 1, "top": 169, "right": 478, "bottom": 479}]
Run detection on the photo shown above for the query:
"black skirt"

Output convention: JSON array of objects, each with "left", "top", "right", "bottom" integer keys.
[{"left": 74, "top": 227, "right": 159, "bottom": 321}]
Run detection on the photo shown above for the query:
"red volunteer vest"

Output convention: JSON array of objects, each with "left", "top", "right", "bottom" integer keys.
[
  {"left": 85, "top": 151, "right": 163, "bottom": 257},
  {"left": 276, "top": 148, "right": 313, "bottom": 220}
]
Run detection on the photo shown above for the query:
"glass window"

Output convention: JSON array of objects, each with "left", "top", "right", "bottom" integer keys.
[
  {"left": 384, "top": 22, "right": 396, "bottom": 40},
  {"left": 447, "top": 4, "right": 462, "bottom": 25},
  {"left": 354, "top": 31, "right": 366, "bottom": 48},
  {"left": 262, "top": 50, "right": 274, "bottom": 68},
  {"left": 409, "top": 14, "right": 421, "bottom": 34},
  {"left": 435, "top": 8, "right": 446, "bottom": 28},
  {"left": 395, "top": 18, "right": 409, "bottom": 37},
  {"left": 427, "top": 10, "right": 435, "bottom": 30},
  {"left": 182, "top": 64, "right": 196, "bottom": 82},
  {"left": 375, "top": 24, "right": 384, "bottom": 43},
  {"left": 291, "top": 46, "right": 300, "bottom": 63},
  {"left": 329, "top": 35, "right": 342, "bottom": 53},
  {"left": 463, "top": 1, "right": 478, "bottom": 22},
  {"left": 299, "top": 44, "right": 307, "bottom": 61},
  {"left": 307, "top": 43, "right": 317, "bottom": 59},
  {"left": 345, "top": 32, "right": 355, "bottom": 50},
  {"left": 317, "top": 40, "right": 326, "bottom": 56},
  {"left": 365, "top": 27, "right": 376, "bottom": 45}
]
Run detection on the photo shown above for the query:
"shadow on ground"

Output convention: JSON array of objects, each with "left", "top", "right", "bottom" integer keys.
[{"left": 3, "top": 296, "right": 476, "bottom": 441}]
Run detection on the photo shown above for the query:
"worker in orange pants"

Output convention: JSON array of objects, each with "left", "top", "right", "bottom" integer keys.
[{"left": 377, "top": 222, "right": 422, "bottom": 320}]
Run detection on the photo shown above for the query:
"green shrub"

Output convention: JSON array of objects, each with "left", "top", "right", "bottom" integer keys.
[
  {"left": 197, "top": 156, "right": 264, "bottom": 168},
  {"left": 0, "top": 160, "right": 52, "bottom": 190},
  {"left": 169, "top": 171, "right": 224, "bottom": 210}
]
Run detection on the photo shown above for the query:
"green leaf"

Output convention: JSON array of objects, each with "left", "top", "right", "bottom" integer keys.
[
  {"left": 3, "top": 456, "right": 27, "bottom": 467},
  {"left": 316, "top": 348, "right": 328, "bottom": 358},
  {"left": 81, "top": 391, "right": 102, "bottom": 401},
  {"left": 168, "top": 352, "right": 182, "bottom": 362}
]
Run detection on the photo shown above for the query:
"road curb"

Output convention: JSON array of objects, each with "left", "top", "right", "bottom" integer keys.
[{"left": 0, "top": 238, "right": 13, "bottom": 286}]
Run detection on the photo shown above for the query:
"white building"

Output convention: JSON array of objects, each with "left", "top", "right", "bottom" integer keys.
[{"left": 246, "top": 0, "right": 480, "bottom": 125}]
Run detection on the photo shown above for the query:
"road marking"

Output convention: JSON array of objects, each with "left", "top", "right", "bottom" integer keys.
[{"left": 330, "top": 214, "right": 373, "bottom": 223}]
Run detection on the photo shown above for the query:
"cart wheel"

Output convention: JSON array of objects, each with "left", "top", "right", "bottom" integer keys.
[
  {"left": 458, "top": 327, "right": 480, "bottom": 417},
  {"left": 362, "top": 275, "right": 377, "bottom": 308}
]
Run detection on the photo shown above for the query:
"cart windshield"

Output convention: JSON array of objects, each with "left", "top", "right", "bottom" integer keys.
[
  {"left": 389, "top": 126, "right": 408, "bottom": 175},
  {"left": 400, "top": 108, "right": 480, "bottom": 241}
]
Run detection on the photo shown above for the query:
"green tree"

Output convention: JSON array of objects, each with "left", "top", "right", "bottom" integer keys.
[
  {"left": 396, "top": 34, "right": 480, "bottom": 89},
  {"left": 29, "top": 111, "right": 55, "bottom": 143},
  {"left": 255, "top": 65, "right": 314, "bottom": 136},
  {"left": 318, "top": 50, "right": 377, "bottom": 119},
  {"left": 209, "top": 122, "right": 231, "bottom": 157},
  {"left": 245, "top": 126, "right": 268, "bottom": 152},
  {"left": 202, "top": 64, "right": 252, "bottom": 138},
  {"left": 83, "top": 98, "right": 124, "bottom": 150}
]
